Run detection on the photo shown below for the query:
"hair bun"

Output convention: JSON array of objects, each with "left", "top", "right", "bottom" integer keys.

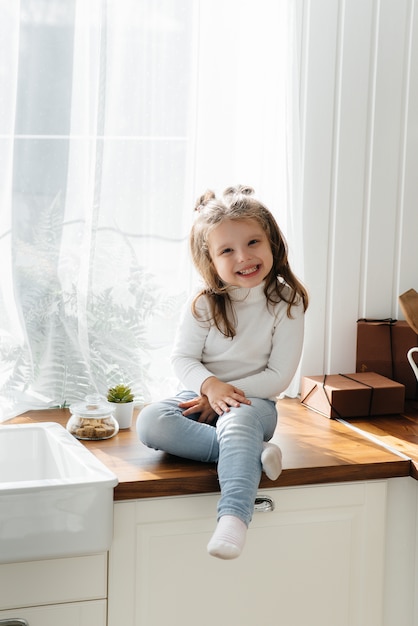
[
  {"left": 223, "top": 185, "right": 254, "bottom": 198},
  {"left": 194, "top": 189, "right": 216, "bottom": 212}
]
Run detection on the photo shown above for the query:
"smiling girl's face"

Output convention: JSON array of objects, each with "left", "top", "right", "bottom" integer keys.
[{"left": 207, "top": 218, "right": 274, "bottom": 288}]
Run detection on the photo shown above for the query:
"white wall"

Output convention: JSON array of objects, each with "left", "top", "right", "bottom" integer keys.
[{"left": 299, "top": 0, "right": 418, "bottom": 377}]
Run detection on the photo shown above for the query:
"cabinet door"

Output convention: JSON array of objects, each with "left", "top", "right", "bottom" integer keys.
[
  {"left": 0, "top": 554, "right": 107, "bottom": 611},
  {"left": 108, "top": 481, "right": 387, "bottom": 626},
  {"left": 0, "top": 600, "right": 106, "bottom": 626}
]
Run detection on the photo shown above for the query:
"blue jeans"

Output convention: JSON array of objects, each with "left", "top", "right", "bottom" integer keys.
[{"left": 137, "top": 391, "right": 277, "bottom": 526}]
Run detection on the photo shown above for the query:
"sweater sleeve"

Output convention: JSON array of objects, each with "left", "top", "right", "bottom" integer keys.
[
  {"left": 171, "top": 296, "right": 215, "bottom": 394},
  {"left": 228, "top": 299, "right": 305, "bottom": 399}
]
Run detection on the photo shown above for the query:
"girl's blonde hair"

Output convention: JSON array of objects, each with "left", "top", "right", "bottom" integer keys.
[{"left": 190, "top": 185, "right": 309, "bottom": 338}]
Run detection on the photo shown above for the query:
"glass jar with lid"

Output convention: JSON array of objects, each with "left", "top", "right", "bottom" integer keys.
[{"left": 67, "top": 394, "right": 119, "bottom": 440}]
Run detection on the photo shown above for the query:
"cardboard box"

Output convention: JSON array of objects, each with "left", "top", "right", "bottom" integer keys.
[
  {"left": 356, "top": 319, "right": 418, "bottom": 399},
  {"left": 392, "top": 322, "right": 418, "bottom": 399},
  {"left": 301, "top": 372, "right": 405, "bottom": 419},
  {"left": 356, "top": 319, "right": 394, "bottom": 379}
]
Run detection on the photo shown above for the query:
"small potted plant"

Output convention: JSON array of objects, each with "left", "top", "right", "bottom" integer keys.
[{"left": 107, "top": 384, "right": 135, "bottom": 429}]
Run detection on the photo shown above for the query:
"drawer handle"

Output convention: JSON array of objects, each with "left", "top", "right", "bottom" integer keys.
[
  {"left": 0, "top": 620, "right": 29, "bottom": 625},
  {"left": 254, "top": 496, "right": 275, "bottom": 512}
]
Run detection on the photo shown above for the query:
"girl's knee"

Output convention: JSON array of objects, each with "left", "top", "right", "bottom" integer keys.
[
  {"left": 136, "top": 397, "right": 184, "bottom": 447},
  {"left": 217, "top": 401, "right": 275, "bottom": 439},
  {"left": 136, "top": 402, "right": 162, "bottom": 444}
]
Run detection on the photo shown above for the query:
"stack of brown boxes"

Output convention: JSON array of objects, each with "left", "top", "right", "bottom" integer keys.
[{"left": 301, "top": 290, "right": 418, "bottom": 419}]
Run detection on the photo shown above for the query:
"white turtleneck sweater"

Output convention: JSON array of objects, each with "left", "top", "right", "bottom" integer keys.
[{"left": 171, "top": 282, "right": 305, "bottom": 400}]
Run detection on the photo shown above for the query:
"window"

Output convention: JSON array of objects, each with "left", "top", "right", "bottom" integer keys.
[{"left": 0, "top": 0, "right": 298, "bottom": 419}]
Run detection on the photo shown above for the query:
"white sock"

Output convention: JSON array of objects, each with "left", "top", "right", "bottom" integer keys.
[
  {"left": 207, "top": 515, "right": 247, "bottom": 560},
  {"left": 261, "top": 442, "right": 282, "bottom": 480}
]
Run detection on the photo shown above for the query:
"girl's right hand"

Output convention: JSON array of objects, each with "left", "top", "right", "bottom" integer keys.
[
  {"left": 178, "top": 395, "right": 218, "bottom": 425},
  {"left": 200, "top": 376, "right": 251, "bottom": 416}
]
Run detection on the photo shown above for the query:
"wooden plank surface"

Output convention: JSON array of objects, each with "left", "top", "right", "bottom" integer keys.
[
  {"left": 3, "top": 398, "right": 412, "bottom": 500},
  {"left": 342, "top": 400, "right": 418, "bottom": 479}
]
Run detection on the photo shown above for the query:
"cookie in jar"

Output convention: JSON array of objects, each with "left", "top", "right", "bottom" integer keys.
[{"left": 67, "top": 394, "right": 119, "bottom": 440}]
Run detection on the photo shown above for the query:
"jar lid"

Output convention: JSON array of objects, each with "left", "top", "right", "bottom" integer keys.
[{"left": 70, "top": 393, "right": 114, "bottom": 418}]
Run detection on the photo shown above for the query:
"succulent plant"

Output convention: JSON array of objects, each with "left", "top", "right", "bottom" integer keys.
[{"left": 107, "top": 384, "right": 134, "bottom": 404}]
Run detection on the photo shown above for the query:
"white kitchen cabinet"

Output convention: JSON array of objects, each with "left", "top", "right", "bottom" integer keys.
[
  {"left": 383, "top": 476, "right": 418, "bottom": 626},
  {"left": 108, "top": 481, "right": 388, "bottom": 626},
  {"left": 0, "top": 553, "right": 107, "bottom": 626}
]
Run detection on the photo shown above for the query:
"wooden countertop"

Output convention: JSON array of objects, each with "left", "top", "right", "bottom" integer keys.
[
  {"left": 342, "top": 399, "right": 418, "bottom": 480},
  {"left": 5, "top": 398, "right": 415, "bottom": 501}
]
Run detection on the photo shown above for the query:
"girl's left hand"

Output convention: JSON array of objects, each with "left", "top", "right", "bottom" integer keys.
[
  {"left": 201, "top": 377, "right": 251, "bottom": 416},
  {"left": 178, "top": 395, "right": 218, "bottom": 425}
]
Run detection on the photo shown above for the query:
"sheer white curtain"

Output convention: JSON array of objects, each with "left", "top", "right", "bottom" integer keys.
[{"left": 0, "top": 0, "right": 301, "bottom": 420}]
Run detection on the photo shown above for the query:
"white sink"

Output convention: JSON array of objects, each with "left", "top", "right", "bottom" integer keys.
[{"left": 0, "top": 422, "right": 118, "bottom": 564}]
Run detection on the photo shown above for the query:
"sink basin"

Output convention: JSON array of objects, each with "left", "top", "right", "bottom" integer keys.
[{"left": 0, "top": 422, "right": 118, "bottom": 564}]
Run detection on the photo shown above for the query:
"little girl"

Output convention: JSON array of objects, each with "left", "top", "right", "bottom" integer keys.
[{"left": 137, "top": 185, "right": 308, "bottom": 559}]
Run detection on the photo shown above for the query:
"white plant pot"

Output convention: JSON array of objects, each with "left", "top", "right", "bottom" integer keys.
[{"left": 110, "top": 402, "right": 134, "bottom": 429}]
